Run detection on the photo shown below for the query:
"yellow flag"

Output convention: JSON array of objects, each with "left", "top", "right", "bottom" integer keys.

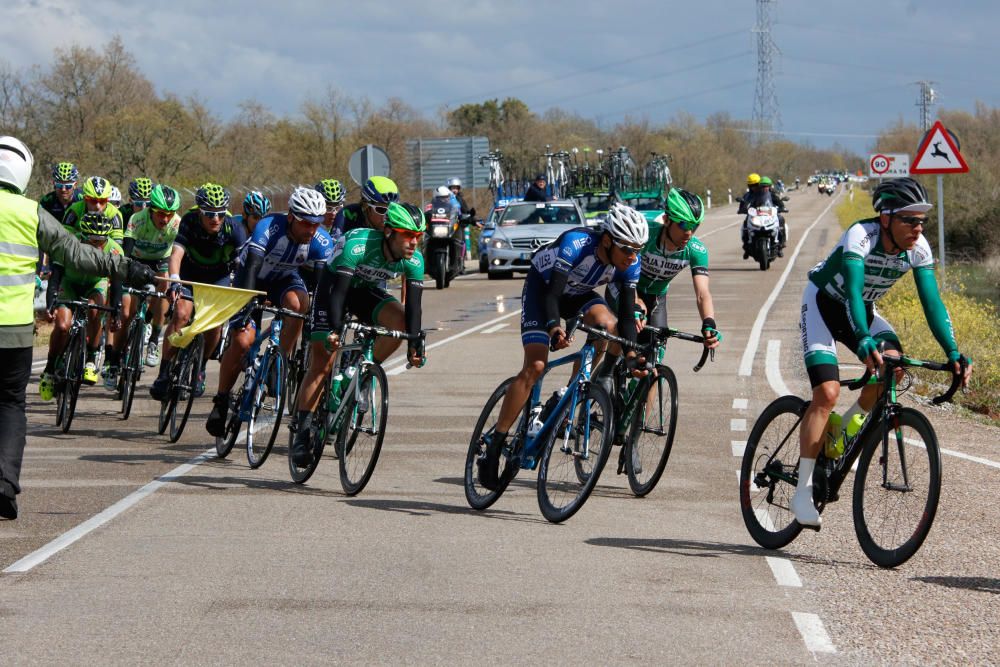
[{"left": 168, "top": 282, "right": 262, "bottom": 349}]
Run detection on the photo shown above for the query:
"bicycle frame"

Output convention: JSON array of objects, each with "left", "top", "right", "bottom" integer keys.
[
  {"left": 323, "top": 327, "right": 379, "bottom": 435},
  {"left": 234, "top": 316, "right": 285, "bottom": 421}
]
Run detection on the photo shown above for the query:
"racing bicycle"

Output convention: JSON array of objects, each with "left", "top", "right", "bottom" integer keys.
[{"left": 51, "top": 300, "right": 117, "bottom": 434}]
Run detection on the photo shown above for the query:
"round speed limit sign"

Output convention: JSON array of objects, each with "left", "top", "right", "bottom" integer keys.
[{"left": 870, "top": 154, "right": 891, "bottom": 175}]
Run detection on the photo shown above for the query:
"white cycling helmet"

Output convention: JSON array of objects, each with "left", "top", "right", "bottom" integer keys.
[
  {"left": 435, "top": 185, "right": 451, "bottom": 198},
  {"left": 0, "top": 136, "right": 34, "bottom": 195},
  {"left": 603, "top": 202, "right": 649, "bottom": 248},
  {"left": 109, "top": 186, "right": 122, "bottom": 207},
  {"left": 287, "top": 186, "right": 326, "bottom": 223}
]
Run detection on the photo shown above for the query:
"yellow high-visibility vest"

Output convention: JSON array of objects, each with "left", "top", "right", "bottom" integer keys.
[{"left": 0, "top": 190, "right": 40, "bottom": 327}]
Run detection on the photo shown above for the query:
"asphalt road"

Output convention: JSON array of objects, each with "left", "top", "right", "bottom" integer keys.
[{"left": 1, "top": 189, "right": 997, "bottom": 664}]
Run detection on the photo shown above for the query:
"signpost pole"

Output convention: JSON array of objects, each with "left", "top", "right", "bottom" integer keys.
[{"left": 937, "top": 173, "right": 946, "bottom": 281}]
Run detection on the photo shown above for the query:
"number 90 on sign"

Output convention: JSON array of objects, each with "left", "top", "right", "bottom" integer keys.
[
  {"left": 868, "top": 153, "right": 909, "bottom": 177},
  {"left": 871, "top": 156, "right": 890, "bottom": 173}
]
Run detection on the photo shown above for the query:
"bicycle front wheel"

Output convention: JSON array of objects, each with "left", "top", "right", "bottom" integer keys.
[
  {"left": 337, "top": 364, "right": 388, "bottom": 495},
  {"left": 537, "top": 383, "right": 614, "bottom": 523},
  {"left": 625, "top": 364, "right": 679, "bottom": 496},
  {"left": 57, "top": 333, "right": 85, "bottom": 433},
  {"left": 464, "top": 377, "right": 523, "bottom": 510},
  {"left": 169, "top": 337, "right": 204, "bottom": 443},
  {"left": 852, "top": 407, "right": 942, "bottom": 568},
  {"left": 739, "top": 395, "right": 807, "bottom": 549},
  {"left": 120, "top": 321, "right": 144, "bottom": 419},
  {"left": 288, "top": 378, "right": 333, "bottom": 484},
  {"left": 247, "top": 349, "right": 287, "bottom": 469}
]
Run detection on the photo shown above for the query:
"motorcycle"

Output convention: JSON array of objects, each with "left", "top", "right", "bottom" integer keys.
[
  {"left": 744, "top": 205, "right": 781, "bottom": 271},
  {"left": 424, "top": 205, "right": 475, "bottom": 289}
]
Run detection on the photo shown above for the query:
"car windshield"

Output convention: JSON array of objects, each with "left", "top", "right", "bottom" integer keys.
[
  {"left": 625, "top": 197, "right": 663, "bottom": 211},
  {"left": 574, "top": 194, "right": 611, "bottom": 214},
  {"left": 501, "top": 203, "right": 582, "bottom": 226}
]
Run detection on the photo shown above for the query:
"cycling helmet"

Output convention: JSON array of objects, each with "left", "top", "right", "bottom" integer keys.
[
  {"left": 82, "top": 176, "right": 113, "bottom": 199},
  {"left": 109, "top": 186, "right": 122, "bottom": 206},
  {"left": 79, "top": 211, "right": 113, "bottom": 238},
  {"left": 361, "top": 176, "right": 399, "bottom": 205},
  {"left": 747, "top": 173, "right": 761, "bottom": 186},
  {"left": 401, "top": 202, "right": 426, "bottom": 230},
  {"left": 149, "top": 184, "right": 181, "bottom": 212},
  {"left": 0, "top": 136, "right": 34, "bottom": 194},
  {"left": 447, "top": 177, "right": 462, "bottom": 188},
  {"left": 287, "top": 186, "right": 326, "bottom": 223},
  {"left": 195, "top": 182, "right": 230, "bottom": 210},
  {"left": 872, "top": 177, "right": 932, "bottom": 213},
  {"left": 603, "top": 202, "right": 649, "bottom": 247},
  {"left": 759, "top": 176, "right": 772, "bottom": 186},
  {"left": 242, "top": 190, "right": 271, "bottom": 218},
  {"left": 434, "top": 185, "right": 451, "bottom": 198},
  {"left": 52, "top": 161, "right": 78, "bottom": 183},
  {"left": 314, "top": 178, "right": 345, "bottom": 204},
  {"left": 664, "top": 188, "right": 705, "bottom": 227},
  {"left": 128, "top": 177, "right": 154, "bottom": 201},
  {"left": 384, "top": 202, "right": 425, "bottom": 232}
]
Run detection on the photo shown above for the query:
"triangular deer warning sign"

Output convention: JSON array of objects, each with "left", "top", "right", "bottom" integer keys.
[{"left": 911, "top": 121, "right": 969, "bottom": 174}]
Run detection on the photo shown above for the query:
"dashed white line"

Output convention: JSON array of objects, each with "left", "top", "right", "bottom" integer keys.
[
  {"left": 791, "top": 612, "right": 836, "bottom": 654},
  {"left": 766, "top": 340, "right": 794, "bottom": 397},
  {"left": 766, "top": 557, "right": 803, "bottom": 587},
  {"left": 731, "top": 440, "right": 746, "bottom": 457},
  {"left": 730, "top": 418, "right": 747, "bottom": 431},
  {"left": 732, "top": 397, "right": 748, "bottom": 410}
]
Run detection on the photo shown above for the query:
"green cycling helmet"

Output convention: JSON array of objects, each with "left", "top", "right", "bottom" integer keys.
[
  {"left": 149, "top": 184, "right": 181, "bottom": 212},
  {"left": 759, "top": 176, "right": 773, "bottom": 186},
  {"left": 384, "top": 202, "right": 425, "bottom": 232},
  {"left": 315, "top": 178, "right": 345, "bottom": 204},
  {"left": 79, "top": 211, "right": 113, "bottom": 238},
  {"left": 82, "top": 176, "right": 113, "bottom": 199},
  {"left": 664, "top": 187, "right": 705, "bottom": 228}
]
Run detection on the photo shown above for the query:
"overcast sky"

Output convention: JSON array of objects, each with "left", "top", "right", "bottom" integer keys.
[{"left": 4, "top": 0, "right": 999, "bottom": 155}]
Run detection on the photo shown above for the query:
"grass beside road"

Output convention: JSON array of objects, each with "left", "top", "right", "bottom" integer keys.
[{"left": 835, "top": 195, "right": 1000, "bottom": 419}]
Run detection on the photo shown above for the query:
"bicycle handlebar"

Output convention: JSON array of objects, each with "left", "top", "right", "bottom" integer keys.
[
  {"left": 253, "top": 303, "right": 307, "bottom": 321},
  {"left": 345, "top": 320, "right": 425, "bottom": 342},
  {"left": 123, "top": 285, "right": 168, "bottom": 299},
  {"left": 54, "top": 300, "right": 118, "bottom": 315},
  {"left": 572, "top": 322, "right": 713, "bottom": 372},
  {"left": 843, "top": 352, "right": 965, "bottom": 405}
]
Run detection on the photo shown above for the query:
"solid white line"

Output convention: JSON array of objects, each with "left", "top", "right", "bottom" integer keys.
[
  {"left": 3, "top": 448, "right": 215, "bottom": 574},
  {"left": 903, "top": 437, "right": 1000, "bottom": 471},
  {"left": 738, "top": 196, "right": 839, "bottom": 376},
  {"left": 791, "top": 612, "right": 837, "bottom": 654},
  {"left": 765, "top": 556, "right": 803, "bottom": 587},
  {"left": 732, "top": 397, "right": 749, "bottom": 410},
  {"left": 730, "top": 418, "right": 747, "bottom": 431},
  {"left": 480, "top": 322, "right": 509, "bottom": 334},
  {"left": 766, "top": 340, "right": 794, "bottom": 397},
  {"left": 731, "top": 440, "right": 746, "bottom": 457}
]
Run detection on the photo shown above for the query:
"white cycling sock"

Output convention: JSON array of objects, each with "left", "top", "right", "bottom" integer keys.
[{"left": 795, "top": 457, "right": 816, "bottom": 495}]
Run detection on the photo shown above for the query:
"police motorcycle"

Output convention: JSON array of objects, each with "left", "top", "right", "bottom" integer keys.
[
  {"left": 743, "top": 204, "right": 782, "bottom": 271},
  {"left": 424, "top": 192, "right": 475, "bottom": 289}
]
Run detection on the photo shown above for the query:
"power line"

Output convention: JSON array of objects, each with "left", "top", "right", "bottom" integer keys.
[{"left": 596, "top": 78, "right": 755, "bottom": 121}]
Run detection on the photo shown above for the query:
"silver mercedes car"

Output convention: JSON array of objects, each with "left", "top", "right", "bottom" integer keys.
[{"left": 486, "top": 200, "right": 587, "bottom": 280}]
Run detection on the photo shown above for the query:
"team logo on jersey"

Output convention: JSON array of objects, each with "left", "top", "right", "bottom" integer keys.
[{"left": 351, "top": 244, "right": 365, "bottom": 255}]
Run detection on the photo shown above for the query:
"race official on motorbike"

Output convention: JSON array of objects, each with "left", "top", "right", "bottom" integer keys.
[
  {"left": 523, "top": 173, "right": 549, "bottom": 202},
  {"left": 740, "top": 175, "right": 787, "bottom": 258},
  {"left": 428, "top": 186, "right": 466, "bottom": 267},
  {"left": 0, "top": 136, "right": 155, "bottom": 520},
  {"left": 447, "top": 177, "right": 476, "bottom": 224}
]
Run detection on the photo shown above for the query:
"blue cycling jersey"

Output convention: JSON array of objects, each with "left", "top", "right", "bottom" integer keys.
[
  {"left": 529, "top": 227, "right": 639, "bottom": 294},
  {"left": 245, "top": 213, "right": 334, "bottom": 280}
]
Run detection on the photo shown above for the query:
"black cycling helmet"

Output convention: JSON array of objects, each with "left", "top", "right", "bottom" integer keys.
[{"left": 871, "top": 177, "right": 931, "bottom": 214}]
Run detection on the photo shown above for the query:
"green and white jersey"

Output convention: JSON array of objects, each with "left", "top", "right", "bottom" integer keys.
[
  {"left": 636, "top": 223, "right": 709, "bottom": 296},
  {"left": 62, "top": 236, "right": 123, "bottom": 285},
  {"left": 808, "top": 218, "right": 934, "bottom": 304},
  {"left": 329, "top": 227, "right": 424, "bottom": 287},
  {"left": 124, "top": 208, "right": 180, "bottom": 261}
]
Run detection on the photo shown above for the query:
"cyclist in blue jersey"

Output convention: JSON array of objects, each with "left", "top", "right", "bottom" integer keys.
[
  {"left": 234, "top": 190, "right": 271, "bottom": 238},
  {"left": 149, "top": 183, "right": 246, "bottom": 399},
  {"left": 206, "top": 187, "right": 333, "bottom": 437},
  {"left": 477, "top": 202, "right": 650, "bottom": 489}
]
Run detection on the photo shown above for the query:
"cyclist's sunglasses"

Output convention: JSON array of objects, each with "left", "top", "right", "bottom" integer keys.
[
  {"left": 201, "top": 210, "right": 225, "bottom": 219},
  {"left": 369, "top": 204, "right": 389, "bottom": 215},
  {"left": 84, "top": 196, "right": 108, "bottom": 204},
  {"left": 326, "top": 203, "right": 343, "bottom": 212},
  {"left": 893, "top": 214, "right": 926, "bottom": 227},
  {"left": 53, "top": 182, "right": 75, "bottom": 190},
  {"left": 612, "top": 239, "right": 643, "bottom": 255},
  {"left": 669, "top": 218, "right": 700, "bottom": 231},
  {"left": 151, "top": 208, "right": 172, "bottom": 217},
  {"left": 394, "top": 229, "right": 424, "bottom": 241},
  {"left": 84, "top": 234, "right": 107, "bottom": 243},
  {"left": 133, "top": 200, "right": 149, "bottom": 209}
]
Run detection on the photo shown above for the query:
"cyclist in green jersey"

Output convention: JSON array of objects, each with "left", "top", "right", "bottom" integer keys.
[
  {"left": 290, "top": 202, "right": 426, "bottom": 465},
  {"left": 104, "top": 184, "right": 182, "bottom": 388},
  {"left": 119, "top": 177, "right": 154, "bottom": 225},
  {"left": 62, "top": 176, "right": 125, "bottom": 243},
  {"left": 791, "top": 177, "right": 972, "bottom": 527},
  {"left": 40, "top": 213, "right": 125, "bottom": 393}
]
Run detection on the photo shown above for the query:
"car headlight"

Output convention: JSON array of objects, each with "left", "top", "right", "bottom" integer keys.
[{"left": 492, "top": 238, "right": 510, "bottom": 249}]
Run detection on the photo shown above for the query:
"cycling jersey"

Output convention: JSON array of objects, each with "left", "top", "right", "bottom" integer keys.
[
  {"left": 124, "top": 209, "right": 180, "bottom": 262},
  {"left": 633, "top": 224, "right": 708, "bottom": 296},
  {"left": 39, "top": 190, "right": 81, "bottom": 223},
  {"left": 174, "top": 210, "right": 246, "bottom": 283},
  {"left": 244, "top": 213, "right": 334, "bottom": 281},
  {"left": 62, "top": 200, "right": 125, "bottom": 242},
  {"left": 328, "top": 227, "right": 424, "bottom": 287},
  {"left": 333, "top": 203, "right": 367, "bottom": 237},
  {"left": 529, "top": 227, "right": 640, "bottom": 295}
]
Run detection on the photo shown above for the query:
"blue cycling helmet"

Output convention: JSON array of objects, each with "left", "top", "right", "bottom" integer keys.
[{"left": 243, "top": 190, "right": 271, "bottom": 218}]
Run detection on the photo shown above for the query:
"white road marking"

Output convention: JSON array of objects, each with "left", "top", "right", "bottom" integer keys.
[
  {"left": 479, "top": 322, "right": 509, "bottom": 334},
  {"left": 730, "top": 418, "right": 747, "bottom": 431},
  {"left": 732, "top": 397, "right": 748, "bottom": 410},
  {"left": 766, "top": 340, "right": 794, "bottom": 397},
  {"left": 698, "top": 219, "right": 742, "bottom": 238},
  {"left": 738, "top": 196, "right": 839, "bottom": 376},
  {"left": 904, "top": 437, "right": 1000, "bottom": 471},
  {"left": 791, "top": 612, "right": 837, "bottom": 654},
  {"left": 765, "top": 557, "right": 803, "bottom": 587},
  {"left": 731, "top": 440, "right": 746, "bottom": 456},
  {"left": 3, "top": 447, "right": 215, "bottom": 574}
]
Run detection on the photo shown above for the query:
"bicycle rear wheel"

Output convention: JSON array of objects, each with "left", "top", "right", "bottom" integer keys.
[
  {"left": 337, "top": 364, "right": 388, "bottom": 495},
  {"left": 288, "top": 378, "right": 332, "bottom": 484},
  {"left": 57, "top": 333, "right": 85, "bottom": 433},
  {"left": 246, "top": 348, "right": 287, "bottom": 469},
  {"left": 625, "top": 364, "right": 679, "bottom": 497},
  {"left": 169, "top": 336, "right": 204, "bottom": 443},
  {"left": 537, "top": 384, "right": 614, "bottom": 523},
  {"left": 120, "top": 321, "right": 144, "bottom": 419},
  {"left": 284, "top": 344, "right": 307, "bottom": 417},
  {"left": 739, "top": 395, "right": 806, "bottom": 549},
  {"left": 157, "top": 355, "right": 179, "bottom": 436},
  {"left": 852, "top": 407, "right": 942, "bottom": 568},
  {"left": 464, "top": 377, "right": 524, "bottom": 510},
  {"left": 215, "top": 384, "right": 243, "bottom": 459}
]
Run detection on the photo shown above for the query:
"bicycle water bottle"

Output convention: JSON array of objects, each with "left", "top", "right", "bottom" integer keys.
[
  {"left": 329, "top": 373, "right": 344, "bottom": 411},
  {"left": 837, "top": 413, "right": 865, "bottom": 454},
  {"left": 824, "top": 411, "right": 844, "bottom": 459},
  {"left": 526, "top": 405, "right": 544, "bottom": 438}
]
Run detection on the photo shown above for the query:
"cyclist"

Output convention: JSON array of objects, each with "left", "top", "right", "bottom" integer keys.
[
  {"left": 289, "top": 202, "right": 426, "bottom": 465},
  {"left": 40, "top": 213, "right": 125, "bottom": 391},
  {"left": 332, "top": 176, "right": 399, "bottom": 236},
  {"left": 62, "top": 176, "right": 125, "bottom": 243},
  {"left": 106, "top": 184, "right": 182, "bottom": 388},
  {"left": 38, "top": 162, "right": 82, "bottom": 272},
  {"left": 149, "top": 183, "right": 246, "bottom": 400},
  {"left": 315, "top": 179, "right": 345, "bottom": 233},
  {"left": 236, "top": 190, "right": 271, "bottom": 237},
  {"left": 109, "top": 186, "right": 123, "bottom": 209},
  {"left": 792, "top": 177, "right": 972, "bottom": 527},
  {"left": 477, "top": 202, "right": 648, "bottom": 489},
  {"left": 118, "top": 177, "right": 154, "bottom": 225},
  {"left": 205, "top": 187, "right": 333, "bottom": 437},
  {"left": 608, "top": 188, "right": 721, "bottom": 353}
]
